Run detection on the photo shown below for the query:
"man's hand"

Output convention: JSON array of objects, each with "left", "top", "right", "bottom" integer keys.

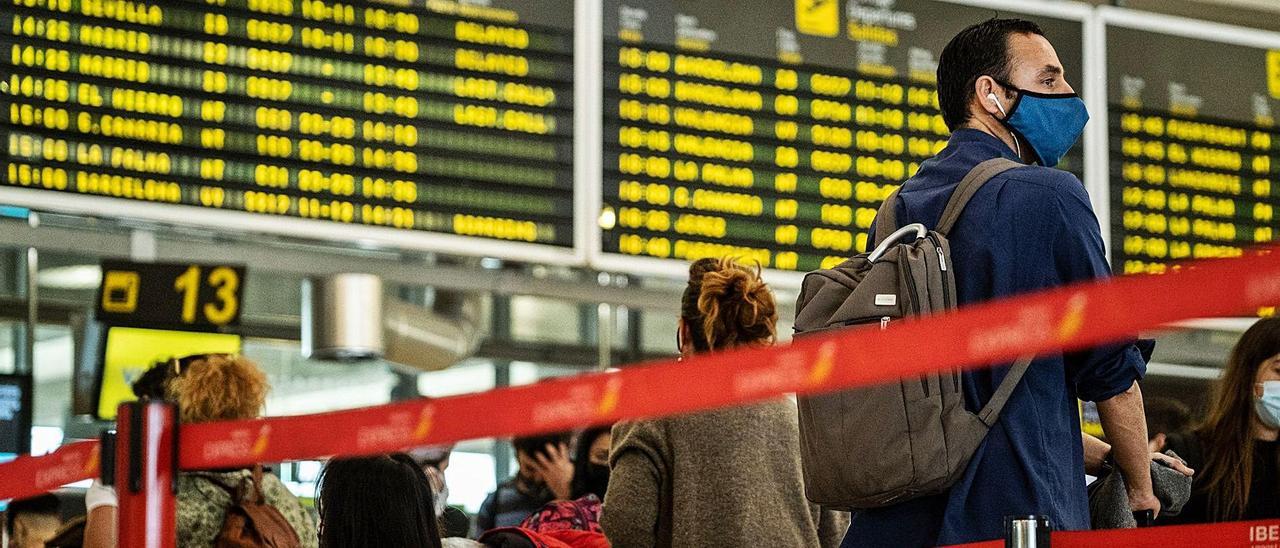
[
  {"left": 534, "top": 442, "right": 575, "bottom": 501},
  {"left": 1129, "top": 489, "right": 1161, "bottom": 518}
]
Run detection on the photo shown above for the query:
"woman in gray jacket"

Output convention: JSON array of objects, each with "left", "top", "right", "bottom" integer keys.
[{"left": 602, "top": 257, "right": 847, "bottom": 547}]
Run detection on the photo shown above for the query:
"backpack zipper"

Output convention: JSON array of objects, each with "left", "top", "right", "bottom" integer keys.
[
  {"left": 880, "top": 316, "right": 890, "bottom": 329},
  {"left": 900, "top": 249, "right": 921, "bottom": 315},
  {"left": 927, "top": 234, "right": 951, "bottom": 309}
]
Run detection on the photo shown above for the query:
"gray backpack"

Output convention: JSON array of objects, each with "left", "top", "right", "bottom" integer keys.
[{"left": 794, "top": 158, "right": 1032, "bottom": 510}]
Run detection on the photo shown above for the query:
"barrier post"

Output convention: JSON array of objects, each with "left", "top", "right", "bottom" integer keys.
[
  {"left": 1005, "top": 515, "right": 1051, "bottom": 548},
  {"left": 115, "top": 401, "right": 178, "bottom": 548}
]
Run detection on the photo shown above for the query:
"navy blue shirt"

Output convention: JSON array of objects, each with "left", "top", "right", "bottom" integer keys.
[{"left": 842, "top": 129, "right": 1147, "bottom": 547}]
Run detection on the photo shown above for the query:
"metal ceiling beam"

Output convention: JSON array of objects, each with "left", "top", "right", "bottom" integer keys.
[{"left": 1, "top": 219, "right": 688, "bottom": 313}]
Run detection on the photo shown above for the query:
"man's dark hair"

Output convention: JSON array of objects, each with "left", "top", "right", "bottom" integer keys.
[
  {"left": 937, "top": 18, "right": 1045, "bottom": 131},
  {"left": 5, "top": 493, "right": 60, "bottom": 534},
  {"left": 512, "top": 432, "right": 572, "bottom": 459},
  {"left": 1144, "top": 397, "right": 1193, "bottom": 441}
]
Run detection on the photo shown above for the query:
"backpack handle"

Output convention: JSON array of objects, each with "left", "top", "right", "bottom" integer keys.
[{"left": 868, "top": 223, "right": 927, "bottom": 263}]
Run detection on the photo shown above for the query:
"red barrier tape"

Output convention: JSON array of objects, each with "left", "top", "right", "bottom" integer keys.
[
  {"left": 946, "top": 519, "right": 1280, "bottom": 548},
  {"left": 4, "top": 246, "right": 1280, "bottom": 500},
  {"left": 0, "top": 441, "right": 99, "bottom": 502},
  {"left": 177, "top": 245, "right": 1280, "bottom": 470}
]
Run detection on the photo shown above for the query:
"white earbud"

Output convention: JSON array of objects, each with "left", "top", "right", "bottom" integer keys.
[
  {"left": 987, "top": 92, "right": 1007, "bottom": 117},
  {"left": 986, "top": 91, "right": 1021, "bottom": 159}
]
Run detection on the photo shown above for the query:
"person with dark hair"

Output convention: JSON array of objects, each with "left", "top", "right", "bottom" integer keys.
[
  {"left": 84, "top": 354, "right": 317, "bottom": 548},
  {"left": 1161, "top": 319, "right": 1280, "bottom": 524},
  {"left": 1144, "top": 397, "right": 1192, "bottom": 453},
  {"left": 5, "top": 494, "right": 62, "bottom": 548},
  {"left": 571, "top": 427, "right": 613, "bottom": 501},
  {"left": 845, "top": 17, "right": 1169, "bottom": 546},
  {"left": 601, "top": 258, "right": 846, "bottom": 548},
  {"left": 474, "top": 432, "right": 574, "bottom": 534},
  {"left": 316, "top": 453, "right": 444, "bottom": 548}
]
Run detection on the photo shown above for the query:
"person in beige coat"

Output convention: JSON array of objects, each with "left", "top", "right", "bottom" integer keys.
[{"left": 602, "top": 257, "right": 847, "bottom": 547}]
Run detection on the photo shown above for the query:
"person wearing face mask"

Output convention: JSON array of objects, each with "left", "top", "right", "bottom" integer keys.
[
  {"left": 571, "top": 427, "right": 613, "bottom": 501},
  {"left": 844, "top": 18, "right": 1161, "bottom": 547},
  {"left": 1161, "top": 319, "right": 1280, "bottom": 524},
  {"left": 411, "top": 445, "right": 472, "bottom": 539}
]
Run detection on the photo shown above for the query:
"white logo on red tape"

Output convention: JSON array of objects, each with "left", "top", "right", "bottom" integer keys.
[
  {"left": 531, "top": 385, "right": 603, "bottom": 427},
  {"left": 201, "top": 425, "right": 271, "bottom": 462},
  {"left": 1252, "top": 523, "right": 1280, "bottom": 547},
  {"left": 33, "top": 450, "right": 92, "bottom": 489},
  {"left": 967, "top": 305, "right": 1056, "bottom": 359},
  {"left": 731, "top": 349, "right": 809, "bottom": 398}
]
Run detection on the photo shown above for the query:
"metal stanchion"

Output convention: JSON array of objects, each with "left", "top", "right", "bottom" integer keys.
[
  {"left": 115, "top": 401, "right": 179, "bottom": 548},
  {"left": 1005, "top": 515, "right": 1052, "bottom": 548}
]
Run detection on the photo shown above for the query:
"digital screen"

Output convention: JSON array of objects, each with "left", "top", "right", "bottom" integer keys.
[
  {"left": 598, "top": 0, "right": 1085, "bottom": 272},
  {"left": 0, "top": 374, "right": 33, "bottom": 455},
  {"left": 1, "top": 0, "right": 575, "bottom": 251},
  {"left": 1107, "top": 24, "right": 1280, "bottom": 275}
]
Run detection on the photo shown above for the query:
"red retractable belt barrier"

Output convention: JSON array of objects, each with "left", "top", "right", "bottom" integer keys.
[
  {"left": 4, "top": 245, "right": 1280, "bottom": 498},
  {"left": 946, "top": 519, "right": 1280, "bottom": 547},
  {"left": 0, "top": 440, "right": 99, "bottom": 502},
  {"left": 180, "top": 246, "right": 1280, "bottom": 469}
]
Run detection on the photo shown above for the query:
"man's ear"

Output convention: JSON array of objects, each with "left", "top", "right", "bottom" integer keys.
[{"left": 974, "top": 75, "right": 1003, "bottom": 118}]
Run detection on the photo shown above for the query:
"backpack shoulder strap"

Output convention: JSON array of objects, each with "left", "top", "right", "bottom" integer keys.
[
  {"left": 871, "top": 189, "right": 901, "bottom": 247},
  {"left": 976, "top": 356, "right": 1033, "bottom": 427},
  {"left": 935, "top": 157, "right": 1023, "bottom": 236},
  {"left": 189, "top": 468, "right": 263, "bottom": 502}
]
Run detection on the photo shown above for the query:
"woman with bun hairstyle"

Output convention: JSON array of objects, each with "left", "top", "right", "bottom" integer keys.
[{"left": 601, "top": 258, "right": 847, "bottom": 548}]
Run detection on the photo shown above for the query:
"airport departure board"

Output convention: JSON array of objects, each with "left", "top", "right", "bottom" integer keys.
[
  {"left": 597, "top": 0, "right": 1086, "bottom": 273},
  {"left": 1, "top": 0, "right": 575, "bottom": 251},
  {"left": 1107, "top": 20, "right": 1280, "bottom": 275}
]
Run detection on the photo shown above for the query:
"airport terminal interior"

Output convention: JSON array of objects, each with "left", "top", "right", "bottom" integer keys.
[{"left": 3, "top": 0, "right": 1280, "bottom": 545}]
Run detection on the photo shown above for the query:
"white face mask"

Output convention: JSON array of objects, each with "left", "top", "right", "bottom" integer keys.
[{"left": 1256, "top": 381, "right": 1280, "bottom": 429}]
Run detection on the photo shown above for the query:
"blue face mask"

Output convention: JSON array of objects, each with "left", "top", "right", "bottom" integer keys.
[
  {"left": 1256, "top": 381, "right": 1280, "bottom": 429},
  {"left": 989, "top": 82, "right": 1089, "bottom": 168}
]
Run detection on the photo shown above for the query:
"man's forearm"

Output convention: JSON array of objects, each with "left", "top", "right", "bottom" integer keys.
[{"left": 1096, "top": 381, "right": 1154, "bottom": 500}]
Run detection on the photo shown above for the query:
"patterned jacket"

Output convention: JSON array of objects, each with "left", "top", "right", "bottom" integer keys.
[{"left": 177, "top": 470, "right": 318, "bottom": 548}]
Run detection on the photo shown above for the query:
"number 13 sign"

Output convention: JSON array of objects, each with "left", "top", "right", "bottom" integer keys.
[{"left": 96, "top": 260, "right": 246, "bottom": 331}]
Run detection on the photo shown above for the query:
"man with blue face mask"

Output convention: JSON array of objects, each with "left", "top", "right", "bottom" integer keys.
[{"left": 844, "top": 19, "right": 1165, "bottom": 547}]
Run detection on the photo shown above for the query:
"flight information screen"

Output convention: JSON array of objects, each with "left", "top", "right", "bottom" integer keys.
[
  {"left": 1107, "top": 22, "right": 1280, "bottom": 275},
  {"left": 598, "top": 0, "right": 1085, "bottom": 272},
  {"left": 2, "top": 0, "right": 575, "bottom": 250}
]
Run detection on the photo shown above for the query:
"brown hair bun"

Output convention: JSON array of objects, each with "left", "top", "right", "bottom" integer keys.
[{"left": 681, "top": 257, "right": 777, "bottom": 351}]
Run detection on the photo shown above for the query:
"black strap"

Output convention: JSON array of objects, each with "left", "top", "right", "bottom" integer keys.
[
  {"left": 872, "top": 157, "right": 1022, "bottom": 246},
  {"left": 976, "top": 356, "right": 1033, "bottom": 427}
]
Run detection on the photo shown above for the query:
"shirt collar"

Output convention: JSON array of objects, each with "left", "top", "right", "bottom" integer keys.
[{"left": 947, "top": 128, "right": 1023, "bottom": 163}]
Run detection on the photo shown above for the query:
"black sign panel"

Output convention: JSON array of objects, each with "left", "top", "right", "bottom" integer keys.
[
  {"left": 96, "top": 260, "right": 246, "bottom": 331},
  {"left": 599, "top": 0, "right": 1086, "bottom": 272},
  {"left": 2, "top": 0, "right": 575, "bottom": 251},
  {"left": 0, "top": 374, "right": 33, "bottom": 455},
  {"left": 1107, "top": 23, "right": 1280, "bottom": 275}
]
